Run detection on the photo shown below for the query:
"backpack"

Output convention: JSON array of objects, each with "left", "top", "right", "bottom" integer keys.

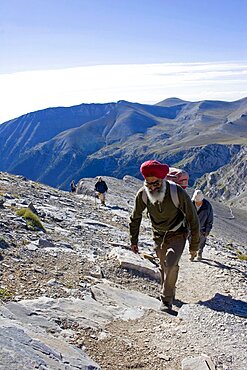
[{"left": 166, "top": 167, "right": 189, "bottom": 189}]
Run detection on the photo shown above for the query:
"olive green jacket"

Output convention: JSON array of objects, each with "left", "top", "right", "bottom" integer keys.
[{"left": 129, "top": 182, "right": 200, "bottom": 251}]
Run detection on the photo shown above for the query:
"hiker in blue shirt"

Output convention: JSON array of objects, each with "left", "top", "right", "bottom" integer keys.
[{"left": 94, "top": 177, "right": 108, "bottom": 206}]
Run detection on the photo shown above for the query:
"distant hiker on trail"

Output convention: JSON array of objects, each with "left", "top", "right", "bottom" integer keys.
[
  {"left": 94, "top": 177, "right": 108, "bottom": 206},
  {"left": 129, "top": 160, "right": 200, "bottom": 312},
  {"left": 191, "top": 189, "right": 214, "bottom": 261},
  {"left": 70, "top": 180, "right": 76, "bottom": 193}
]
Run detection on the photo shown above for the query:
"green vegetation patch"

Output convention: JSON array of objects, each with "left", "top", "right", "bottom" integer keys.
[
  {"left": 16, "top": 207, "right": 45, "bottom": 231},
  {"left": 237, "top": 253, "right": 247, "bottom": 261},
  {"left": 0, "top": 288, "right": 12, "bottom": 299}
]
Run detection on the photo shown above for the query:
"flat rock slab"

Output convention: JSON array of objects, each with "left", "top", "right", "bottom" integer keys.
[
  {"left": 91, "top": 280, "right": 159, "bottom": 319},
  {"left": 0, "top": 316, "right": 101, "bottom": 370},
  {"left": 0, "top": 281, "right": 160, "bottom": 369},
  {"left": 18, "top": 281, "right": 160, "bottom": 326},
  {"left": 182, "top": 354, "right": 215, "bottom": 370},
  {"left": 109, "top": 247, "right": 160, "bottom": 281}
]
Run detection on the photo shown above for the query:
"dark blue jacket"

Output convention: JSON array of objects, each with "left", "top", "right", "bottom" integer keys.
[
  {"left": 193, "top": 199, "right": 213, "bottom": 233},
  {"left": 95, "top": 180, "right": 108, "bottom": 194}
]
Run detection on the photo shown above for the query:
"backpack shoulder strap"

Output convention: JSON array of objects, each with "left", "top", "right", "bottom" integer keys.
[
  {"left": 168, "top": 181, "right": 179, "bottom": 208},
  {"left": 142, "top": 182, "right": 179, "bottom": 208},
  {"left": 142, "top": 187, "right": 148, "bottom": 205}
]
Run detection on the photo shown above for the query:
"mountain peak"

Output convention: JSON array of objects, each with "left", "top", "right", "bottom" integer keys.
[{"left": 155, "top": 97, "right": 190, "bottom": 107}]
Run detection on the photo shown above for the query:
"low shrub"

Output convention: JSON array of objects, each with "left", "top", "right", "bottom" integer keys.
[
  {"left": 0, "top": 288, "right": 12, "bottom": 299},
  {"left": 16, "top": 208, "right": 45, "bottom": 231},
  {"left": 237, "top": 253, "right": 247, "bottom": 261}
]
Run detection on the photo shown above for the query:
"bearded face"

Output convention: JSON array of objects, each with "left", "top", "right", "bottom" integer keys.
[{"left": 144, "top": 177, "right": 166, "bottom": 204}]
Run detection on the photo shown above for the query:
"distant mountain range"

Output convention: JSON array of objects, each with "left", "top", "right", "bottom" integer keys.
[{"left": 0, "top": 97, "right": 246, "bottom": 204}]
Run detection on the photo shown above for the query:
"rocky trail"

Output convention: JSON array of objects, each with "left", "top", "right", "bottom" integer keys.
[{"left": 0, "top": 173, "right": 246, "bottom": 370}]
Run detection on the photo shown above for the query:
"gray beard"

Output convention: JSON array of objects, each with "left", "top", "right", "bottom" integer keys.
[{"left": 144, "top": 181, "right": 166, "bottom": 205}]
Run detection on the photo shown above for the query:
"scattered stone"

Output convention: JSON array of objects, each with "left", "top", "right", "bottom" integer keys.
[
  {"left": 182, "top": 354, "right": 215, "bottom": 370},
  {"left": 109, "top": 247, "right": 160, "bottom": 281},
  {"left": 28, "top": 202, "right": 39, "bottom": 215},
  {"left": 38, "top": 238, "right": 55, "bottom": 248}
]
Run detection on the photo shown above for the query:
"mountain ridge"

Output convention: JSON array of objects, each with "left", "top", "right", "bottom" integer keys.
[{"left": 0, "top": 98, "right": 246, "bottom": 206}]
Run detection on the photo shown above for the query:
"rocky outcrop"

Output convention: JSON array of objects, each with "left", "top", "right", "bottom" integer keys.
[{"left": 196, "top": 146, "right": 247, "bottom": 210}]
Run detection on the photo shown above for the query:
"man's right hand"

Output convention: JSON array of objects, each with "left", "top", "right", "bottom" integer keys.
[{"left": 131, "top": 244, "right": 139, "bottom": 254}]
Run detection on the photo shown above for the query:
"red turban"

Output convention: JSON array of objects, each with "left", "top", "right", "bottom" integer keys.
[{"left": 140, "top": 160, "right": 169, "bottom": 179}]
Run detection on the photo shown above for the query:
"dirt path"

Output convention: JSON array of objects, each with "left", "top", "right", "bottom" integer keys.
[{"left": 77, "top": 241, "right": 247, "bottom": 370}]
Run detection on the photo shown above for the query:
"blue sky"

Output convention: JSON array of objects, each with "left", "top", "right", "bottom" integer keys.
[{"left": 1, "top": 0, "right": 247, "bottom": 122}]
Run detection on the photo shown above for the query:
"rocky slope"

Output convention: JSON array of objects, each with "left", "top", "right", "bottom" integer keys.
[
  {"left": 195, "top": 146, "right": 247, "bottom": 210},
  {"left": 0, "top": 172, "right": 246, "bottom": 370}
]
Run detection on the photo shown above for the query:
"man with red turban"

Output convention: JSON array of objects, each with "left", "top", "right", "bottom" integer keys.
[{"left": 129, "top": 160, "right": 200, "bottom": 312}]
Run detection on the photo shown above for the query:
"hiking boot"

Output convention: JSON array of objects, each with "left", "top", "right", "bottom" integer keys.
[
  {"left": 197, "top": 253, "right": 202, "bottom": 261},
  {"left": 160, "top": 301, "right": 172, "bottom": 312}
]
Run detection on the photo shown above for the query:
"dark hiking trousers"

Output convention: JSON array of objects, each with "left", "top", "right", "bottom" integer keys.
[
  {"left": 198, "top": 232, "right": 207, "bottom": 255},
  {"left": 154, "top": 230, "right": 188, "bottom": 304}
]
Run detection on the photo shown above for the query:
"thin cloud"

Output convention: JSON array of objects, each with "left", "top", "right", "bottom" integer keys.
[{"left": 0, "top": 61, "right": 246, "bottom": 123}]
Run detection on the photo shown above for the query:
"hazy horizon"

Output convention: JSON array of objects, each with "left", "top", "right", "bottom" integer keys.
[{"left": 1, "top": 0, "right": 247, "bottom": 123}]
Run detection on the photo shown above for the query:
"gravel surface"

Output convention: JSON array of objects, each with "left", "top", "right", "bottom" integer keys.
[{"left": 0, "top": 172, "right": 246, "bottom": 370}]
